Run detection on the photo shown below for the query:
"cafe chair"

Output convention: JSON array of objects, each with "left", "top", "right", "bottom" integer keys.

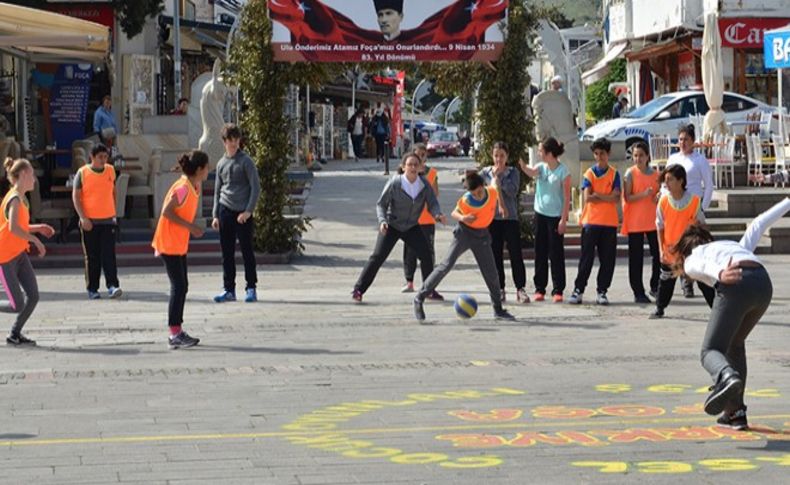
[
  {"left": 710, "top": 134, "right": 736, "bottom": 189},
  {"left": 29, "top": 178, "right": 75, "bottom": 243},
  {"left": 649, "top": 134, "right": 670, "bottom": 170},
  {"left": 771, "top": 135, "right": 787, "bottom": 188}
]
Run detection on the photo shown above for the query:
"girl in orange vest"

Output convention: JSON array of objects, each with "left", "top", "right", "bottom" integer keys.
[
  {"left": 413, "top": 171, "right": 515, "bottom": 322},
  {"left": 401, "top": 143, "right": 443, "bottom": 300},
  {"left": 569, "top": 138, "right": 621, "bottom": 306},
  {"left": 1, "top": 158, "right": 55, "bottom": 346},
  {"left": 621, "top": 141, "right": 660, "bottom": 303},
  {"left": 651, "top": 164, "right": 713, "bottom": 319},
  {"left": 152, "top": 151, "right": 209, "bottom": 349},
  {"left": 72, "top": 144, "right": 121, "bottom": 300}
]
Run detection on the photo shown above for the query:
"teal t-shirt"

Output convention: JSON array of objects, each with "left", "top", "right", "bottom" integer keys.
[{"left": 534, "top": 162, "right": 570, "bottom": 218}]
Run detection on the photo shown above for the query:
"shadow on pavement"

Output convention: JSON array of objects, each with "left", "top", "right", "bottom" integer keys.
[
  {"left": 0, "top": 434, "right": 37, "bottom": 440},
  {"left": 197, "top": 345, "right": 362, "bottom": 355}
]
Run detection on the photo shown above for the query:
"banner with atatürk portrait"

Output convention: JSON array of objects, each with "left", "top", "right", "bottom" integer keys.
[{"left": 269, "top": 0, "right": 508, "bottom": 62}]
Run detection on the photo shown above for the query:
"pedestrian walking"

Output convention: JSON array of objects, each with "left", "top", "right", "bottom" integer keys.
[
  {"left": 665, "top": 124, "right": 714, "bottom": 298},
  {"left": 211, "top": 124, "right": 261, "bottom": 304},
  {"left": 401, "top": 143, "right": 443, "bottom": 300},
  {"left": 481, "top": 142, "right": 529, "bottom": 304},
  {"left": 674, "top": 197, "right": 790, "bottom": 429},
  {"left": 347, "top": 108, "right": 366, "bottom": 161},
  {"left": 72, "top": 144, "right": 122, "bottom": 300},
  {"left": 650, "top": 164, "right": 713, "bottom": 319},
  {"left": 352, "top": 153, "right": 446, "bottom": 302},
  {"left": 413, "top": 170, "right": 515, "bottom": 322},
  {"left": 569, "top": 138, "right": 620, "bottom": 305},
  {"left": 519, "top": 137, "right": 571, "bottom": 303},
  {"left": 621, "top": 141, "right": 660, "bottom": 303},
  {"left": 1, "top": 158, "right": 54, "bottom": 346},
  {"left": 152, "top": 151, "right": 210, "bottom": 350},
  {"left": 370, "top": 105, "right": 390, "bottom": 170}
]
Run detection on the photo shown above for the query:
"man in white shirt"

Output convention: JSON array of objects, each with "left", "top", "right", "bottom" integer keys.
[{"left": 665, "top": 124, "right": 714, "bottom": 298}]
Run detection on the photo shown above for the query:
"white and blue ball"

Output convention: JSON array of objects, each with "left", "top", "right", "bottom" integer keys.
[{"left": 454, "top": 294, "right": 478, "bottom": 319}]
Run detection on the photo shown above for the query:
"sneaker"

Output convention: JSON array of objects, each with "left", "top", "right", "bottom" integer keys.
[
  {"left": 649, "top": 308, "right": 665, "bottom": 319},
  {"left": 6, "top": 333, "right": 36, "bottom": 346},
  {"left": 716, "top": 407, "right": 748, "bottom": 431},
  {"left": 683, "top": 286, "right": 695, "bottom": 298},
  {"left": 516, "top": 288, "right": 530, "bottom": 304},
  {"left": 352, "top": 289, "right": 363, "bottom": 302},
  {"left": 568, "top": 290, "right": 583, "bottom": 305},
  {"left": 108, "top": 286, "right": 123, "bottom": 299},
  {"left": 401, "top": 281, "right": 414, "bottom": 293},
  {"left": 213, "top": 290, "right": 236, "bottom": 303},
  {"left": 649, "top": 289, "right": 658, "bottom": 299},
  {"left": 704, "top": 369, "right": 743, "bottom": 416},
  {"left": 634, "top": 294, "right": 651, "bottom": 304},
  {"left": 500, "top": 289, "right": 506, "bottom": 303},
  {"left": 426, "top": 290, "right": 444, "bottom": 301},
  {"left": 168, "top": 331, "right": 200, "bottom": 350},
  {"left": 413, "top": 297, "right": 425, "bottom": 321},
  {"left": 494, "top": 308, "right": 516, "bottom": 321},
  {"left": 88, "top": 291, "right": 101, "bottom": 300},
  {"left": 596, "top": 292, "right": 609, "bottom": 306},
  {"left": 533, "top": 292, "right": 545, "bottom": 302},
  {"left": 245, "top": 288, "right": 257, "bottom": 303},
  {"left": 552, "top": 294, "right": 564, "bottom": 303}
]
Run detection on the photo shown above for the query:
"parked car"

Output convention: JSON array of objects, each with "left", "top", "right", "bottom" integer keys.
[
  {"left": 582, "top": 90, "right": 776, "bottom": 160},
  {"left": 427, "top": 131, "right": 462, "bottom": 157}
]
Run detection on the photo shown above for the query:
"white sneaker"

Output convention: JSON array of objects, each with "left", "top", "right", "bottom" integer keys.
[
  {"left": 108, "top": 287, "right": 123, "bottom": 299},
  {"left": 401, "top": 282, "right": 414, "bottom": 293}
]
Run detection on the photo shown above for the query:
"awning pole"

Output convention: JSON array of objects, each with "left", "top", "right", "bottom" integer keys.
[
  {"left": 173, "top": 0, "right": 182, "bottom": 109},
  {"left": 779, "top": 68, "right": 785, "bottom": 142}
]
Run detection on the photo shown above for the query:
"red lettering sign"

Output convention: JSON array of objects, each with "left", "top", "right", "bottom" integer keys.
[
  {"left": 719, "top": 18, "right": 790, "bottom": 49},
  {"left": 49, "top": 3, "right": 115, "bottom": 31}
]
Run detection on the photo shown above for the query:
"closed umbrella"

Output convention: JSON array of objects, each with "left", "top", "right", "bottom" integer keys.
[{"left": 702, "top": 12, "right": 727, "bottom": 138}]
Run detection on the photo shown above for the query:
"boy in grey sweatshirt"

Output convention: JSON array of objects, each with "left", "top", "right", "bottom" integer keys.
[{"left": 211, "top": 124, "right": 261, "bottom": 303}]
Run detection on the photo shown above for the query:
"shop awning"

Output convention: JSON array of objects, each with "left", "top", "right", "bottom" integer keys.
[
  {"left": 0, "top": 3, "right": 109, "bottom": 62},
  {"left": 161, "top": 16, "right": 232, "bottom": 55},
  {"left": 582, "top": 42, "right": 628, "bottom": 86},
  {"left": 625, "top": 36, "right": 694, "bottom": 63}
]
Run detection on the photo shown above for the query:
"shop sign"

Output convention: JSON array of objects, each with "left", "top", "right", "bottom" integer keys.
[
  {"left": 719, "top": 18, "right": 790, "bottom": 49},
  {"left": 765, "top": 27, "right": 790, "bottom": 69},
  {"left": 269, "top": 0, "right": 508, "bottom": 62},
  {"left": 48, "top": 2, "right": 115, "bottom": 31}
]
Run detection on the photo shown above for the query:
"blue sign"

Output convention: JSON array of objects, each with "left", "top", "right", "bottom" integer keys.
[
  {"left": 764, "top": 27, "right": 790, "bottom": 69},
  {"left": 49, "top": 64, "right": 93, "bottom": 167}
]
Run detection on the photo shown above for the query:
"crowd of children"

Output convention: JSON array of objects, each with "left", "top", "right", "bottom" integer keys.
[{"left": 2, "top": 123, "right": 787, "bottom": 432}]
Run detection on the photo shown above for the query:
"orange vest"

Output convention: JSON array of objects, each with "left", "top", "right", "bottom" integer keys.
[
  {"left": 78, "top": 164, "right": 116, "bottom": 219},
  {"left": 581, "top": 165, "right": 619, "bottom": 227},
  {"left": 152, "top": 176, "right": 199, "bottom": 256},
  {"left": 456, "top": 186, "right": 498, "bottom": 229},
  {"left": 621, "top": 166, "right": 660, "bottom": 235},
  {"left": 658, "top": 193, "right": 701, "bottom": 264},
  {"left": 0, "top": 190, "right": 31, "bottom": 264},
  {"left": 417, "top": 167, "right": 438, "bottom": 225}
]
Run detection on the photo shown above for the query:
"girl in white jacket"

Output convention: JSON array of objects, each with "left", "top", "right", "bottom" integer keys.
[{"left": 672, "top": 197, "right": 790, "bottom": 430}]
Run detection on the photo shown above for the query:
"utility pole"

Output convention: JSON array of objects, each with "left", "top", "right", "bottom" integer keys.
[{"left": 173, "top": 0, "right": 182, "bottom": 108}]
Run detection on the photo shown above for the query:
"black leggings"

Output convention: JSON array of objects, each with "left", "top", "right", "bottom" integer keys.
[
  {"left": 656, "top": 263, "right": 715, "bottom": 311},
  {"left": 403, "top": 224, "right": 435, "bottom": 283},
  {"left": 533, "top": 213, "right": 566, "bottom": 295},
  {"left": 161, "top": 255, "right": 188, "bottom": 327},
  {"left": 355, "top": 225, "right": 433, "bottom": 294},
  {"left": 488, "top": 219, "right": 526, "bottom": 290},
  {"left": 627, "top": 231, "right": 660, "bottom": 297}
]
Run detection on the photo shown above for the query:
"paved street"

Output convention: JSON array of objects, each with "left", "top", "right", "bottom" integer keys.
[{"left": 1, "top": 158, "right": 789, "bottom": 484}]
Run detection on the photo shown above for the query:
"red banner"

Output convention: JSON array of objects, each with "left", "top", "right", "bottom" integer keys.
[
  {"left": 719, "top": 18, "right": 790, "bottom": 49},
  {"left": 269, "top": 0, "right": 508, "bottom": 62},
  {"left": 392, "top": 71, "right": 405, "bottom": 146}
]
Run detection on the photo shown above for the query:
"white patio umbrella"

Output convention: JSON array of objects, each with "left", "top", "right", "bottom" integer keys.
[{"left": 702, "top": 12, "right": 727, "bottom": 138}]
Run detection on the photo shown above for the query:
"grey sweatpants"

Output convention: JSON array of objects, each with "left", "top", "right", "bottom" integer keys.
[
  {"left": 417, "top": 226, "right": 502, "bottom": 306},
  {"left": 0, "top": 253, "right": 39, "bottom": 336},
  {"left": 700, "top": 265, "right": 772, "bottom": 411}
]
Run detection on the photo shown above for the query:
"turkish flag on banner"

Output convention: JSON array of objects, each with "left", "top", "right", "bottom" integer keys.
[{"left": 269, "top": 0, "right": 509, "bottom": 62}]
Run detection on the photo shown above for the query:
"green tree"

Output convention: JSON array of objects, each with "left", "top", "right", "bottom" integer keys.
[
  {"left": 228, "top": 0, "right": 337, "bottom": 253},
  {"left": 5, "top": 0, "right": 163, "bottom": 38},
  {"left": 585, "top": 58, "right": 627, "bottom": 121}
]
